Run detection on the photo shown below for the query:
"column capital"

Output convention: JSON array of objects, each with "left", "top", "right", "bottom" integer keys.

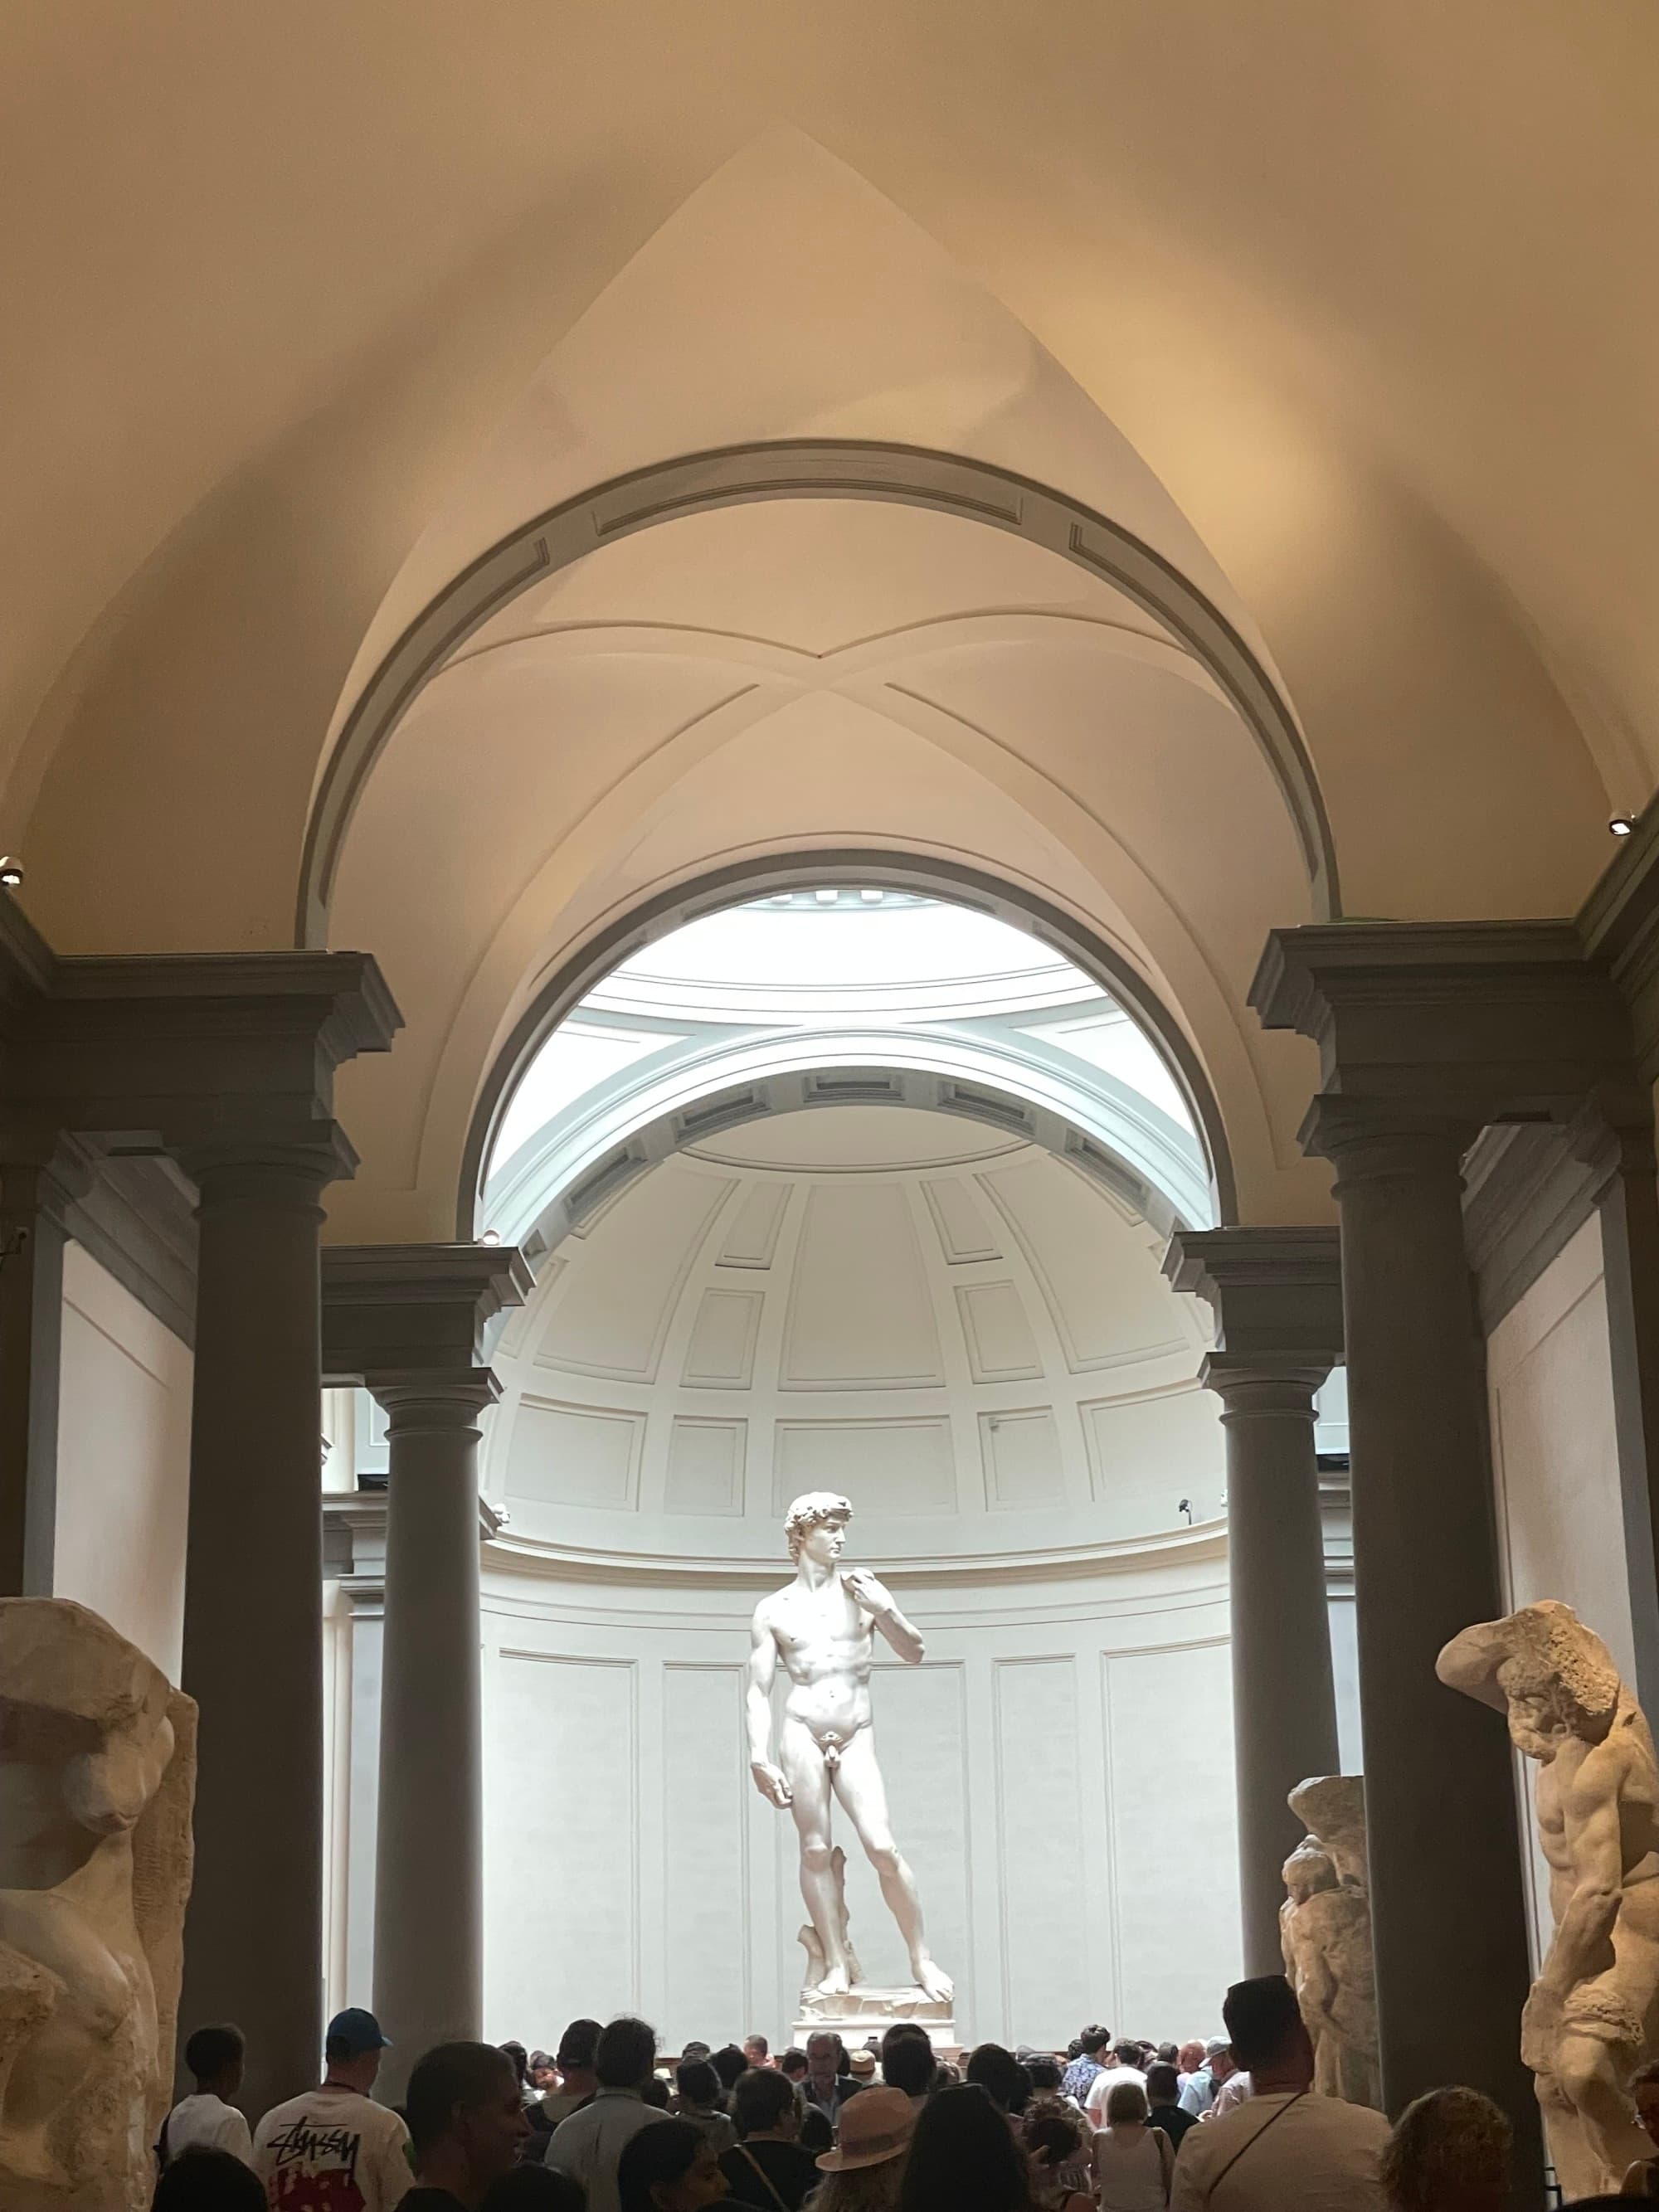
[
  {"left": 322, "top": 1242, "right": 533, "bottom": 1381},
  {"left": 370, "top": 1367, "right": 502, "bottom": 1435},
  {"left": 1199, "top": 1350, "right": 1331, "bottom": 1417},
  {"left": 1300, "top": 1095, "right": 1480, "bottom": 1185},
  {"left": 1164, "top": 1223, "right": 1342, "bottom": 1364},
  {"left": 180, "top": 1121, "right": 358, "bottom": 1213}
]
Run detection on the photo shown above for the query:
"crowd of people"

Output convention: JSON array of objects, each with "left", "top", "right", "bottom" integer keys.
[{"left": 150, "top": 1976, "right": 1651, "bottom": 2210}]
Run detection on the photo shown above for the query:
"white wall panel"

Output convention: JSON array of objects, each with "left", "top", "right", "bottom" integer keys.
[
  {"left": 665, "top": 1419, "right": 746, "bottom": 1514},
  {"left": 773, "top": 1418, "right": 954, "bottom": 1515},
  {"left": 994, "top": 1657, "right": 1088, "bottom": 2045},
  {"left": 783, "top": 1184, "right": 943, "bottom": 1388},
  {"left": 1102, "top": 1641, "right": 1240, "bottom": 2032},
  {"left": 683, "top": 1290, "right": 763, "bottom": 1388},
  {"left": 981, "top": 1408, "right": 1064, "bottom": 1509},
  {"left": 957, "top": 1282, "right": 1043, "bottom": 1383},
  {"left": 507, "top": 1398, "right": 643, "bottom": 1509},
  {"left": 486, "top": 1653, "right": 638, "bottom": 2030},
  {"left": 56, "top": 1241, "right": 192, "bottom": 1675},
  {"left": 663, "top": 1665, "right": 750, "bottom": 2046},
  {"left": 537, "top": 1171, "right": 732, "bottom": 1380}
]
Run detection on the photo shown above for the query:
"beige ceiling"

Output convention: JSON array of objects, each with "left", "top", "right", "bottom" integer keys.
[{"left": 2, "top": 2, "right": 1649, "bottom": 1231}]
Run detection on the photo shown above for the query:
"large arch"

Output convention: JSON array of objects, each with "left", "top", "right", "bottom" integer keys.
[
  {"left": 299, "top": 440, "right": 1338, "bottom": 943},
  {"left": 456, "top": 851, "right": 1241, "bottom": 1236}
]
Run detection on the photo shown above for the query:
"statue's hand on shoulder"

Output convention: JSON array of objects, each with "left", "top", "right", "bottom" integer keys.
[
  {"left": 752, "top": 1760, "right": 793, "bottom": 1809},
  {"left": 843, "top": 1568, "right": 894, "bottom": 1619}
]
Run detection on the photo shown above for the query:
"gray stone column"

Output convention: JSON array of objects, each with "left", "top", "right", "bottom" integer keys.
[
  {"left": 370, "top": 1370, "right": 497, "bottom": 2098},
  {"left": 1308, "top": 1097, "right": 1538, "bottom": 2146},
  {"left": 178, "top": 1130, "right": 351, "bottom": 2122},
  {"left": 1165, "top": 1226, "right": 1344, "bottom": 1977},
  {"left": 1204, "top": 1351, "right": 1340, "bottom": 1975}
]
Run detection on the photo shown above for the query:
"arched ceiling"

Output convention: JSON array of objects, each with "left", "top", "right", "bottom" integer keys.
[
  {"left": 2, "top": 5, "right": 1647, "bottom": 1246},
  {"left": 482, "top": 1102, "right": 1227, "bottom": 1570}
]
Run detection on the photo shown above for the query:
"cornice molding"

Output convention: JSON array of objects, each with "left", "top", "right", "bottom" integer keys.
[
  {"left": 1460, "top": 1123, "right": 1603, "bottom": 1332},
  {"left": 480, "top": 1517, "right": 1228, "bottom": 1590},
  {"left": 1164, "top": 1224, "right": 1342, "bottom": 1364},
  {"left": 322, "top": 1242, "right": 533, "bottom": 1380}
]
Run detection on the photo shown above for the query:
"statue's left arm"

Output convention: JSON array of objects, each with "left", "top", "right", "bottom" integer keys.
[{"left": 843, "top": 1569, "right": 924, "bottom": 1664}]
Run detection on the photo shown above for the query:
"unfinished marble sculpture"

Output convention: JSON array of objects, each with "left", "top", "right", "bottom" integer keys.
[
  {"left": 0, "top": 1598, "right": 197, "bottom": 2212},
  {"left": 1280, "top": 1774, "right": 1379, "bottom": 2109},
  {"left": 1438, "top": 1601, "right": 1659, "bottom": 2199}
]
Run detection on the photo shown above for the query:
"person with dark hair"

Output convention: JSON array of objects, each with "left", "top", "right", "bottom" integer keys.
[
  {"left": 1142, "top": 2065, "right": 1195, "bottom": 2155},
  {"left": 899, "top": 2083, "right": 1029, "bottom": 2212},
  {"left": 803, "top": 2032, "right": 860, "bottom": 2124},
  {"left": 713, "top": 2048, "right": 749, "bottom": 2098},
  {"left": 879, "top": 2027, "right": 936, "bottom": 2106},
  {"left": 153, "top": 2146, "right": 267, "bottom": 2210},
  {"left": 644, "top": 2081, "right": 674, "bottom": 2112},
  {"left": 484, "top": 2167, "right": 589, "bottom": 2212},
  {"left": 530, "top": 2055, "right": 561, "bottom": 2094},
  {"left": 965, "top": 2044, "right": 1029, "bottom": 2117},
  {"left": 720, "top": 2066, "right": 819, "bottom": 2212},
  {"left": 779, "top": 2052, "right": 810, "bottom": 2090},
  {"left": 1378, "top": 2087, "right": 1510, "bottom": 2212},
  {"left": 546, "top": 2019, "right": 669, "bottom": 2212},
  {"left": 1155, "top": 2048, "right": 1179, "bottom": 2073},
  {"left": 1059, "top": 2031, "right": 1110, "bottom": 2107},
  {"left": 676, "top": 2061, "right": 737, "bottom": 2152},
  {"left": 159, "top": 2022, "right": 253, "bottom": 2169},
  {"left": 1023, "top": 2107, "right": 1092, "bottom": 2212},
  {"left": 617, "top": 2118, "right": 729, "bottom": 2212},
  {"left": 542, "top": 2023, "right": 606, "bottom": 2130},
  {"left": 797, "top": 2105, "right": 833, "bottom": 2159},
  {"left": 1168, "top": 1976, "right": 1389, "bottom": 2210},
  {"left": 252, "top": 2007, "right": 413, "bottom": 2210},
  {"left": 401, "top": 2041, "right": 531, "bottom": 2209},
  {"left": 742, "top": 2036, "right": 772, "bottom": 2072}
]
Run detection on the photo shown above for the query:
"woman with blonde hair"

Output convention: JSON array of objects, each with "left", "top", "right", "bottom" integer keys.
[
  {"left": 1090, "top": 2080, "right": 1171, "bottom": 2211},
  {"left": 1379, "top": 2088, "right": 1511, "bottom": 2212},
  {"left": 805, "top": 2088, "right": 916, "bottom": 2212}
]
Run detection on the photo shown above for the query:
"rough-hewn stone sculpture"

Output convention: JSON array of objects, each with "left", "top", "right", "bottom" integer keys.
[
  {"left": 0, "top": 1599, "right": 197, "bottom": 2212},
  {"left": 1438, "top": 1599, "right": 1659, "bottom": 2198},
  {"left": 1280, "top": 1773, "right": 1379, "bottom": 2108}
]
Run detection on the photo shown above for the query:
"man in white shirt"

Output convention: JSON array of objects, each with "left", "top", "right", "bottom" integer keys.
[
  {"left": 160, "top": 2021, "right": 255, "bottom": 2167},
  {"left": 544, "top": 2015, "right": 668, "bottom": 2212},
  {"left": 1083, "top": 2047, "right": 1150, "bottom": 2130},
  {"left": 253, "top": 2006, "right": 413, "bottom": 2210},
  {"left": 1171, "top": 1976, "right": 1389, "bottom": 2210}
]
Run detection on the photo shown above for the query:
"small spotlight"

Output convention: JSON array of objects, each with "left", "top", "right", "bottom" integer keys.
[
  {"left": 0, "top": 856, "right": 23, "bottom": 889},
  {"left": 479, "top": 1228, "right": 501, "bottom": 1247},
  {"left": 1611, "top": 815, "right": 1638, "bottom": 839}
]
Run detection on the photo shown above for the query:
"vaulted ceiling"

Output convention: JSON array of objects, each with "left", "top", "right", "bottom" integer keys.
[{"left": 5, "top": 2, "right": 1650, "bottom": 1235}]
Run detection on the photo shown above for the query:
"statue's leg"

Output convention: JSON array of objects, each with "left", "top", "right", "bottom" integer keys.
[
  {"left": 779, "top": 1719, "right": 852, "bottom": 1995},
  {"left": 1552, "top": 2027, "right": 1652, "bottom": 2194},
  {"left": 832, "top": 1729, "right": 952, "bottom": 2002}
]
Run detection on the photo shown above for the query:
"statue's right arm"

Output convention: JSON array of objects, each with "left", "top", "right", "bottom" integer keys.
[{"left": 747, "top": 1607, "right": 791, "bottom": 1808}]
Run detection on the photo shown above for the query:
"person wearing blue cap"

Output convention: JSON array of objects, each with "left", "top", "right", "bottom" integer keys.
[{"left": 251, "top": 2005, "right": 415, "bottom": 2210}]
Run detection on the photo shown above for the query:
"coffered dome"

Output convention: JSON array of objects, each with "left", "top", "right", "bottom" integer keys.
[{"left": 481, "top": 1101, "right": 1224, "bottom": 1569}]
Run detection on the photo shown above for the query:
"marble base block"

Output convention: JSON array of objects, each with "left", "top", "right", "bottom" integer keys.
[{"left": 791, "top": 1983, "right": 956, "bottom": 2051}]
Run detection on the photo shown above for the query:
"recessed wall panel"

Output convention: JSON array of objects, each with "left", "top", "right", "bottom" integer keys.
[
  {"left": 506, "top": 1398, "right": 642, "bottom": 1509},
  {"left": 773, "top": 1418, "right": 954, "bottom": 1517},
  {"left": 663, "top": 1666, "right": 749, "bottom": 2046},
  {"left": 995, "top": 1658, "right": 1087, "bottom": 2045},
  {"left": 664, "top": 1418, "right": 746, "bottom": 1514},
  {"left": 782, "top": 1184, "right": 943, "bottom": 1388},
  {"left": 486, "top": 1655, "right": 636, "bottom": 2029},
  {"left": 980, "top": 1407, "right": 1063, "bottom": 1508}
]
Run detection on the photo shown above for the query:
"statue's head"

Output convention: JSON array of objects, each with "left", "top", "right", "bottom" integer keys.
[
  {"left": 1437, "top": 1600, "right": 1623, "bottom": 1759},
  {"left": 1282, "top": 1835, "right": 1338, "bottom": 1903},
  {"left": 785, "top": 1492, "right": 853, "bottom": 1565},
  {"left": 1288, "top": 1774, "right": 1368, "bottom": 1888}
]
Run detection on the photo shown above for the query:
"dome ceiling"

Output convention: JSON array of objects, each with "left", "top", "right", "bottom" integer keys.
[{"left": 483, "top": 1104, "right": 1224, "bottom": 1569}]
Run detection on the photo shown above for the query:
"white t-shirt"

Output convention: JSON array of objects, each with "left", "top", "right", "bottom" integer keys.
[
  {"left": 252, "top": 2083, "right": 413, "bottom": 2212},
  {"left": 163, "top": 2091, "right": 255, "bottom": 2166},
  {"left": 1208, "top": 2073, "right": 1253, "bottom": 2122},
  {"left": 1085, "top": 2064, "right": 1150, "bottom": 2127},
  {"left": 1170, "top": 2091, "right": 1390, "bottom": 2211}
]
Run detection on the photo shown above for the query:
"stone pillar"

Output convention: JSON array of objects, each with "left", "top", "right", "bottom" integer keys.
[
  {"left": 178, "top": 1130, "right": 351, "bottom": 2121},
  {"left": 1165, "top": 1226, "right": 1344, "bottom": 1977},
  {"left": 1204, "top": 1352, "right": 1340, "bottom": 1975},
  {"left": 1307, "top": 1098, "right": 1538, "bottom": 2143},
  {"left": 370, "top": 1370, "right": 497, "bottom": 2098}
]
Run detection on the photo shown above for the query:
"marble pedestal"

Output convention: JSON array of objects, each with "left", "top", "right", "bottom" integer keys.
[{"left": 791, "top": 1983, "right": 956, "bottom": 2052}]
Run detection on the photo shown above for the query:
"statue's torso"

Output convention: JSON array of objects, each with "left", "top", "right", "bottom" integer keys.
[{"left": 763, "top": 1577, "right": 874, "bottom": 1739}]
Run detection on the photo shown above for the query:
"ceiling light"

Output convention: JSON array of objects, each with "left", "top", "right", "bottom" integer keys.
[
  {"left": 860, "top": 888, "right": 883, "bottom": 904},
  {"left": 479, "top": 1228, "right": 501, "bottom": 1246},
  {"left": 815, "top": 887, "right": 838, "bottom": 904},
  {"left": 0, "top": 856, "right": 23, "bottom": 889},
  {"left": 1610, "top": 814, "right": 1638, "bottom": 839}
]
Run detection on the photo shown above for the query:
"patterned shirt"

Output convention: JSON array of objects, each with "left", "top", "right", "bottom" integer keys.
[{"left": 1060, "top": 2055, "right": 1103, "bottom": 2104}]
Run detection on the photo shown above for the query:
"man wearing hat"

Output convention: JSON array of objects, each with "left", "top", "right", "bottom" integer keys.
[{"left": 252, "top": 2005, "right": 414, "bottom": 2209}]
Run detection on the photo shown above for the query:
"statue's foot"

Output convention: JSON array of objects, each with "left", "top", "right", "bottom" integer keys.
[
  {"left": 913, "top": 1958, "right": 954, "bottom": 2004},
  {"left": 815, "top": 1962, "right": 852, "bottom": 1996}
]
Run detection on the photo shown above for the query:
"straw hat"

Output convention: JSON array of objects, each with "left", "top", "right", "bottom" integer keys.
[{"left": 816, "top": 2087, "right": 917, "bottom": 2171}]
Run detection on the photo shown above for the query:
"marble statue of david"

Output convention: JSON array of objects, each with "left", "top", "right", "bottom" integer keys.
[{"left": 747, "top": 1491, "right": 952, "bottom": 2004}]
